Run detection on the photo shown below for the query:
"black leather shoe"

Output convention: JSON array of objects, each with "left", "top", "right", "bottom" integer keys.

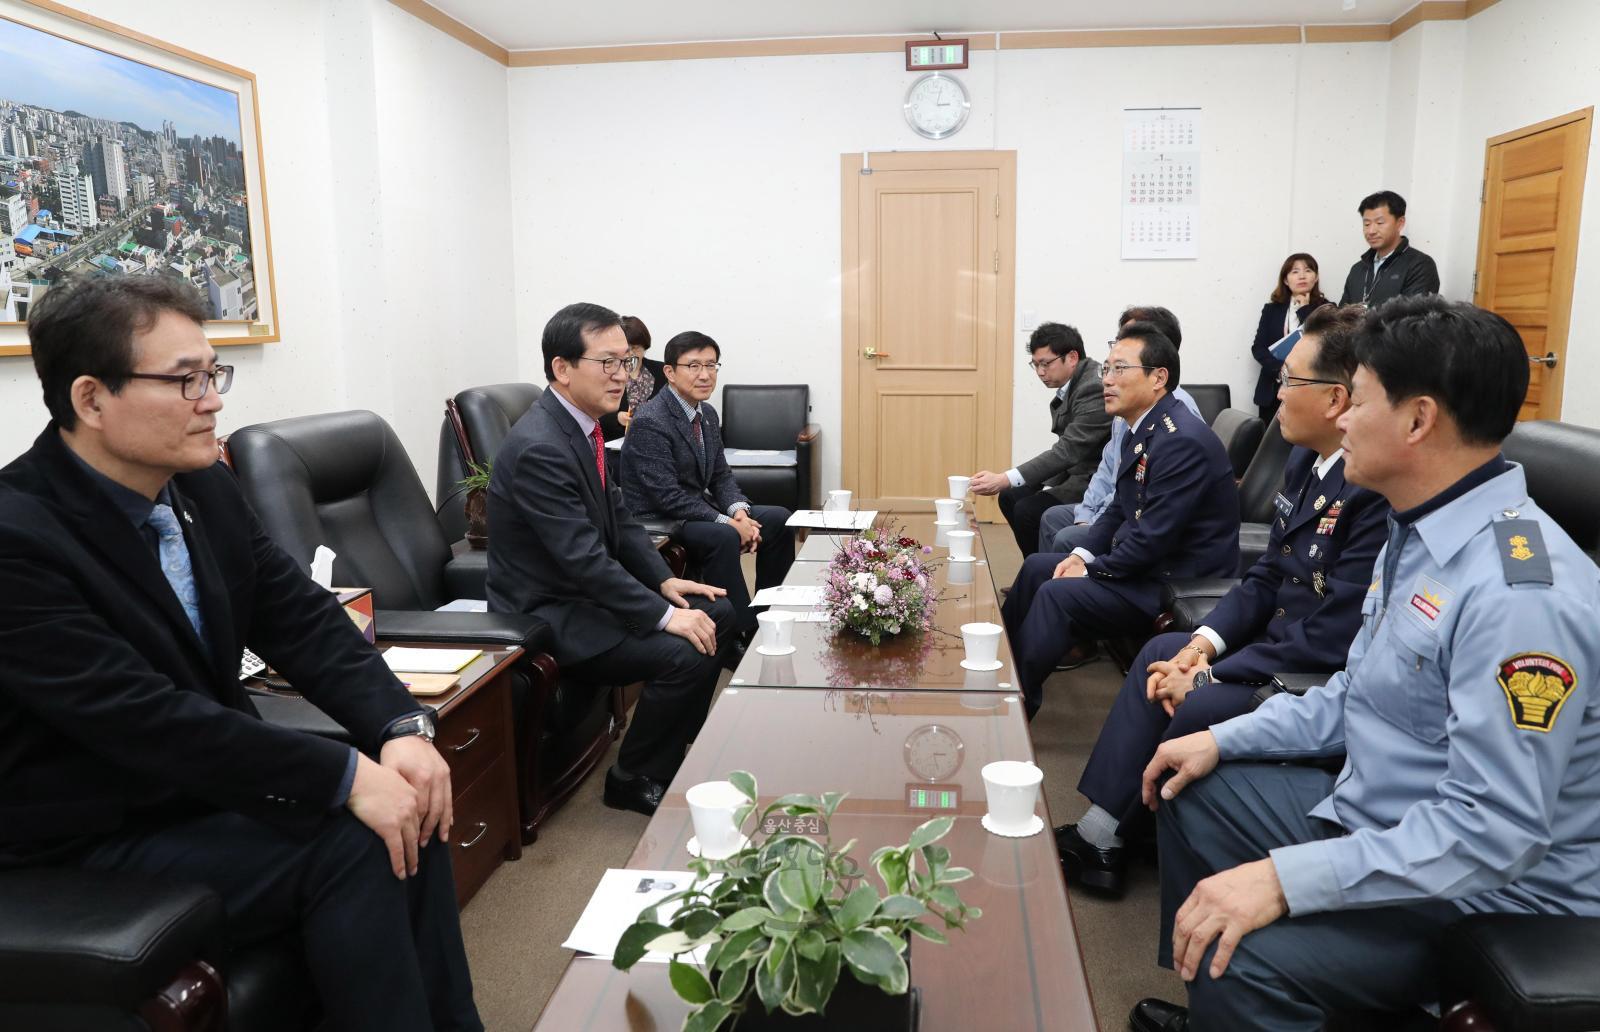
[
  {"left": 1129, "top": 998, "right": 1188, "bottom": 1032},
  {"left": 603, "top": 766, "right": 667, "bottom": 816},
  {"left": 1054, "top": 643, "right": 1100, "bottom": 672},
  {"left": 1055, "top": 822, "right": 1127, "bottom": 896}
]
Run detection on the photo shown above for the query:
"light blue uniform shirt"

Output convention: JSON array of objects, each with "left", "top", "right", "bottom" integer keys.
[
  {"left": 1211, "top": 462, "right": 1600, "bottom": 918},
  {"left": 1075, "top": 385, "right": 1202, "bottom": 525}
]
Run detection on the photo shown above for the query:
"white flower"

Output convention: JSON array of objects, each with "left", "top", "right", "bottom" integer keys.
[
  {"left": 888, "top": 623, "right": 902, "bottom": 634},
  {"left": 853, "top": 593, "right": 868, "bottom": 610},
  {"left": 915, "top": 573, "right": 927, "bottom": 588},
  {"left": 851, "top": 572, "right": 877, "bottom": 592}
]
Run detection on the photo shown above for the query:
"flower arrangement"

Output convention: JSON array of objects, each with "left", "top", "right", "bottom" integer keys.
[{"left": 820, "top": 527, "right": 937, "bottom": 646}]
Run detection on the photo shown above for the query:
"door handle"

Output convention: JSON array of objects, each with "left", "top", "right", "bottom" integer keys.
[
  {"left": 1529, "top": 351, "right": 1558, "bottom": 368},
  {"left": 863, "top": 346, "right": 893, "bottom": 359}
]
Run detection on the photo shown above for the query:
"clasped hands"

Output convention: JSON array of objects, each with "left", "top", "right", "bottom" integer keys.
[
  {"left": 1145, "top": 639, "right": 1214, "bottom": 716},
  {"left": 1141, "top": 730, "right": 1288, "bottom": 982},
  {"left": 729, "top": 509, "right": 762, "bottom": 553},
  {"left": 347, "top": 735, "right": 453, "bottom": 880}
]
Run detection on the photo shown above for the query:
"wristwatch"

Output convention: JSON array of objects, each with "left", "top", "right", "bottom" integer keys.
[
  {"left": 383, "top": 711, "right": 437, "bottom": 743},
  {"left": 1191, "top": 668, "right": 1213, "bottom": 691}
]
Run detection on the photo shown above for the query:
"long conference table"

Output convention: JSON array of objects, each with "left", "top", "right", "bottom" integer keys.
[{"left": 531, "top": 502, "right": 1098, "bottom": 1031}]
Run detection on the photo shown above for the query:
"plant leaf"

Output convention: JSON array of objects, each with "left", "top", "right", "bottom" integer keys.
[
  {"left": 612, "top": 920, "right": 669, "bottom": 970},
  {"left": 716, "top": 958, "right": 751, "bottom": 1004},
  {"left": 876, "top": 851, "right": 909, "bottom": 895},
  {"left": 683, "top": 1000, "right": 733, "bottom": 1032},
  {"left": 718, "top": 907, "right": 774, "bottom": 932},
  {"left": 841, "top": 928, "right": 903, "bottom": 980},
  {"left": 794, "top": 928, "right": 827, "bottom": 961},
  {"left": 908, "top": 816, "right": 954, "bottom": 851},
  {"left": 763, "top": 909, "right": 805, "bottom": 941},
  {"left": 821, "top": 790, "right": 846, "bottom": 820},
  {"left": 775, "top": 867, "right": 821, "bottom": 913},
  {"left": 703, "top": 939, "right": 724, "bottom": 973},
  {"left": 713, "top": 928, "right": 767, "bottom": 971},
  {"left": 940, "top": 866, "right": 975, "bottom": 883},
  {"left": 929, "top": 885, "right": 962, "bottom": 909},
  {"left": 762, "top": 869, "right": 788, "bottom": 914},
  {"left": 681, "top": 908, "right": 721, "bottom": 940},
  {"left": 907, "top": 921, "right": 949, "bottom": 945},
  {"left": 754, "top": 947, "right": 784, "bottom": 1013},
  {"left": 670, "top": 958, "right": 716, "bottom": 1004},
  {"left": 728, "top": 770, "right": 757, "bottom": 801},
  {"left": 732, "top": 803, "right": 754, "bottom": 830},
  {"left": 768, "top": 792, "right": 822, "bottom": 813},
  {"left": 794, "top": 942, "right": 841, "bottom": 1015},
  {"left": 834, "top": 883, "right": 880, "bottom": 932},
  {"left": 877, "top": 894, "right": 928, "bottom": 920}
]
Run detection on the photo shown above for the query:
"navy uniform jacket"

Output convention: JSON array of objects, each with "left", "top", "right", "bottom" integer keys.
[
  {"left": 1206, "top": 448, "right": 1388, "bottom": 685},
  {"left": 1077, "top": 392, "right": 1240, "bottom": 582},
  {"left": 621, "top": 389, "right": 747, "bottom": 523}
]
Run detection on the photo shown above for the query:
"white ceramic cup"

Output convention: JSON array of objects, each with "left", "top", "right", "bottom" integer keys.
[
  {"left": 947, "top": 475, "right": 971, "bottom": 499},
  {"left": 947, "top": 530, "right": 976, "bottom": 561},
  {"left": 826, "top": 489, "right": 852, "bottom": 512},
  {"left": 947, "top": 558, "right": 974, "bottom": 585},
  {"left": 756, "top": 609, "right": 796, "bottom": 653},
  {"left": 686, "top": 780, "right": 747, "bottom": 859},
  {"left": 933, "top": 497, "right": 962, "bottom": 524},
  {"left": 960, "top": 621, "right": 1003, "bottom": 667},
  {"left": 980, "top": 760, "right": 1043, "bottom": 832}
]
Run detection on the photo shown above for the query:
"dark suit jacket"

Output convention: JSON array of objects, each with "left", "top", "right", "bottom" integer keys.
[
  {"left": 1014, "top": 357, "right": 1113, "bottom": 503},
  {"left": 621, "top": 389, "right": 747, "bottom": 523},
  {"left": 1206, "top": 448, "right": 1388, "bottom": 685},
  {"left": 1338, "top": 236, "right": 1440, "bottom": 306},
  {"left": 486, "top": 388, "right": 672, "bottom": 664},
  {"left": 1078, "top": 393, "right": 1240, "bottom": 581},
  {"left": 0, "top": 427, "right": 418, "bottom": 867},
  {"left": 1250, "top": 299, "right": 1332, "bottom": 408}
]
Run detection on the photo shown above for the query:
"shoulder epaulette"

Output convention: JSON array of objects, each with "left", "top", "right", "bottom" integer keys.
[{"left": 1493, "top": 515, "right": 1553, "bottom": 586}]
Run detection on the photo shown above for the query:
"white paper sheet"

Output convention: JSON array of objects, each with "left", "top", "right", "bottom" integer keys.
[
  {"left": 562, "top": 868, "right": 711, "bottom": 963},
  {"left": 381, "top": 647, "right": 481, "bottom": 673},
  {"left": 434, "top": 599, "right": 488, "bottom": 613},
  {"left": 751, "top": 585, "right": 826, "bottom": 608},
  {"left": 786, "top": 509, "right": 877, "bottom": 530}
]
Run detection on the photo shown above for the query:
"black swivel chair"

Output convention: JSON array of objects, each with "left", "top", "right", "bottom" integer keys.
[
  {"left": 228, "top": 409, "right": 613, "bottom": 844},
  {"left": 1184, "top": 383, "right": 1232, "bottom": 427},
  {"left": 1210, "top": 408, "right": 1267, "bottom": 480},
  {"left": 719, "top": 384, "right": 820, "bottom": 512}
]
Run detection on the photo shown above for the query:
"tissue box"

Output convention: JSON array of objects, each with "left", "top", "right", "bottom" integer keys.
[{"left": 334, "top": 588, "right": 376, "bottom": 644}]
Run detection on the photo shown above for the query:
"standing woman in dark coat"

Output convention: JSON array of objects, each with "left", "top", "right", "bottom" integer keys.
[{"left": 1251, "top": 253, "right": 1331, "bottom": 422}]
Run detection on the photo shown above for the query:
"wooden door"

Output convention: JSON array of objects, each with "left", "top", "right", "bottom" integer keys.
[
  {"left": 842, "top": 152, "right": 1016, "bottom": 520},
  {"left": 1473, "top": 108, "right": 1592, "bottom": 421}
]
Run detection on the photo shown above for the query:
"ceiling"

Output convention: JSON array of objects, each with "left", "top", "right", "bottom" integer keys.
[{"left": 425, "top": 0, "right": 1422, "bottom": 52}]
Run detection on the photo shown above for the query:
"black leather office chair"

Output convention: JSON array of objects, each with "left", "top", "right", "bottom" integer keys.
[
  {"left": 228, "top": 409, "right": 614, "bottom": 844},
  {"left": 1184, "top": 383, "right": 1232, "bottom": 427},
  {"left": 1504, "top": 419, "right": 1600, "bottom": 560},
  {"left": 719, "top": 384, "right": 820, "bottom": 512},
  {"left": 1211, "top": 408, "right": 1266, "bottom": 480}
]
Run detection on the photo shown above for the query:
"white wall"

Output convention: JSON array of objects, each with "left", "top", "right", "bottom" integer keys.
[{"left": 0, "top": 0, "right": 517, "bottom": 491}]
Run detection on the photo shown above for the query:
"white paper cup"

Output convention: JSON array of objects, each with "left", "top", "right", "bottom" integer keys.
[
  {"left": 933, "top": 497, "right": 962, "bottom": 524},
  {"left": 961, "top": 621, "right": 1003, "bottom": 667},
  {"left": 947, "top": 530, "right": 976, "bottom": 561},
  {"left": 686, "top": 780, "right": 747, "bottom": 859},
  {"left": 947, "top": 475, "right": 971, "bottom": 499},
  {"left": 980, "top": 760, "right": 1043, "bottom": 832},
  {"left": 756, "top": 609, "right": 796, "bottom": 653},
  {"left": 825, "top": 489, "right": 852, "bottom": 512}
]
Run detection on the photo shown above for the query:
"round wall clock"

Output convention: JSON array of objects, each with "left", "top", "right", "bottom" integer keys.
[
  {"left": 903, "top": 71, "right": 971, "bottom": 140},
  {"left": 903, "top": 724, "right": 965, "bottom": 781}
]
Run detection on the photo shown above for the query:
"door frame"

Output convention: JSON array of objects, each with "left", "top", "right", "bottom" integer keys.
[
  {"left": 1472, "top": 106, "right": 1592, "bottom": 420},
  {"left": 840, "top": 150, "right": 1017, "bottom": 512}
]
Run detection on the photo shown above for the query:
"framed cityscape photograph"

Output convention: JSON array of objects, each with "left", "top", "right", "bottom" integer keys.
[{"left": 0, "top": 0, "right": 280, "bottom": 353}]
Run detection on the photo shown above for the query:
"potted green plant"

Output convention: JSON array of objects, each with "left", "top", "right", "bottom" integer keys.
[
  {"left": 457, "top": 461, "right": 492, "bottom": 550},
  {"left": 612, "top": 771, "right": 981, "bottom": 1031}
]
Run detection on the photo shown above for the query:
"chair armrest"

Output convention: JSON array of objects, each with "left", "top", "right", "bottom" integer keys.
[
  {"left": 1443, "top": 914, "right": 1600, "bottom": 1032},
  {"left": 247, "top": 691, "right": 354, "bottom": 743},
  {"left": 637, "top": 518, "right": 684, "bottom": 540},
  {"left": 1267, "top": 672, "right": 1326, "bottom": 697},
  {"left": 443, "top": 550, "right": 488, "bottom": 599},
  {"left": 1160, "top": 578, "right": 1241, "bottom": 633},
  {"left": 374, "top": 610, "right": 552, "bottom": 651},
  {"left": 0, "top": 870, "right": 222, "bottom": 1008},
  {"left": 797, "top": 423, "right": 820, "bottom": 445},
  {"left": 797, "top": 424, "right": 820, "bottom": 512}
]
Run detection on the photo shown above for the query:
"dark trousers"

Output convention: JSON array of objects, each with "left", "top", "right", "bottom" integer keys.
[
  {"left": 1000, "top": 551, "right": 1162, "bottom": 718},
  {"left": 78, "top": 810, "right": 481, "bottom": 1032},
  {"left": 568, "top": 596, "right": 735, "bottom": 782},
  {"left": 1078, "top": 632, "right": 1258, "bottom": 833},
  {"left": 1157, "top": 763, "right": 1460, "bottom": 1031},
  {"left": 997, "top": 484, "right": 1062, "bottom": 558},
  {"left": 678, "top": 504, "right": 795, "bottom": 633}
]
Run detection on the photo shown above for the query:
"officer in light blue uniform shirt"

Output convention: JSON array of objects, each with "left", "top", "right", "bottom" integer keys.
[{"left": 1128, "top": 296, "right": 1600, "bottom": 1032}]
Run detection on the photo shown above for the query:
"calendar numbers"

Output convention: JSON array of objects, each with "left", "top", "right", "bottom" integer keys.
[{"left": 1122, "top": 109, "right": 1200, "bottom": 260}]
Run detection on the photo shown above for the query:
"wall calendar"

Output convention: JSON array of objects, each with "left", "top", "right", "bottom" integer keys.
[{"left": 1121, "top": 108, "right": 1200, "bottom": 260}]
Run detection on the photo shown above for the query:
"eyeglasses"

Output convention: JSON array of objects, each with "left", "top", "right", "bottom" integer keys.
[
  {"left": 122, "top": 365, "right": 234, "bottom": 400},
  {"left": 576, "top": 355, "right": 641, "bottom": 376},
  {"left": 1276, "top": 368, "right": 1342, "bottom": 389},
  {"left": 1101, "top": 361, "right": 1158, "bottom": 380},
  {"left": 671, "top": 361, "right": 723, "bottom": 374},
  {"left": 1029, "top": 354, "right": 1064, "bottom": 372}
]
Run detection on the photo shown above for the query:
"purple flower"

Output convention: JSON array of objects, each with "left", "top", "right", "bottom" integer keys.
[{"left": 873, "top": 584, "right": 893, "bottom": 604}]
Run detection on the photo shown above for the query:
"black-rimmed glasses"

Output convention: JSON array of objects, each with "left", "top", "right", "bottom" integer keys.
[
  {"left": 671, "top": 361, "right": 723, "bottom": 374},
  {"left": 576, "top": 355, "right": 641, "bottom": 376},
  {"left": 1101, "top": 361, "right": 1158, "bottom": 379},
  {"left": 1276, "top": 368, "right": 1341, "bottom": 389},
  {"left": 122, "top": 365, "right": 234, "bottom": 400},
  {"left": 1029, "top": 354, "right": 1064, "bottom": 372}
]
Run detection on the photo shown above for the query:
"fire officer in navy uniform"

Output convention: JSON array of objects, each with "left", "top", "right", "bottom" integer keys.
[
  {"left": 1056, "top": 305, "right": 1388, "bottom": 896},
  {"left": 1132, "top": 296, "right": 1600, "bottom": 1032},
  {"left": 1002, "top": 321, "right": 1239, "bottom": 718}
]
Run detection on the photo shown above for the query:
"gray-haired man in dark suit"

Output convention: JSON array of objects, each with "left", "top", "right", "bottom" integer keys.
[
  {"left": 623, "top": 330, "right": 796, "bottom": 640},
  {"left": 486, "top": 304, "right": 735, "bottom": 817}
]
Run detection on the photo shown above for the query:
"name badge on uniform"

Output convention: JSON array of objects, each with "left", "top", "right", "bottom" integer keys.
[{"left": 1273, "top": 492, "right": 1294, "bottom": 518}]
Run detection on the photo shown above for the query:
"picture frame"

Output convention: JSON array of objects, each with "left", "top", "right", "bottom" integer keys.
[{"left": 0, "top": 0, "right": 280, "bottom": 355}]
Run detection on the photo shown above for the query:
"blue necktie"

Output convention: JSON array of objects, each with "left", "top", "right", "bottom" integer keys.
[{"left": 148, "top": 503, "right": 205, "bottom": 640}]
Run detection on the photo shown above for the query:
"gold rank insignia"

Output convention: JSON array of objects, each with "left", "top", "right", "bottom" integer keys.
[
  {"left": 1162, "top": 415, "right": 1177, "bottom": 433},
  {"left": 1497, "top": 653, "right": 1577, "bottom": 732},
  {"left": 1509, "top": 534, "right": 1535, "bottom": 561},
  {"left": 1312, "top": 570, "right": 1326, "bottom": 597},
  {"left": 1313, "top": 495, "right": 1327, "bottom": 512}
]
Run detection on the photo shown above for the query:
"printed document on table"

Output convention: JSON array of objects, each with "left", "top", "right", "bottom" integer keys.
[
  {"left": 786, "top": 509, "right": 877, "bottom": 530},
  {"left": 751, "top": 585, "right": 826, "bottom": 608},
  {"left": 563, "top": 869, "right": 712, "bottom": 963},
  {"left": 382, "top": 647, "right": 481, "bottom": 673}
]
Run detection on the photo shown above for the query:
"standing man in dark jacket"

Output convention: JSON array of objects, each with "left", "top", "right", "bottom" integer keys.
[
  {"left": 1338, "top": 190, "right": 1440, "bottom": 305},
  {"left": 1055, "top": 305, "right": 1387, "bottom": 896},
  {"left": 623, "top": 330, "right": 796, "bottom": 638},
  {"left": 972, "top": 322, "right": 1112, "bottom": 555}
]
